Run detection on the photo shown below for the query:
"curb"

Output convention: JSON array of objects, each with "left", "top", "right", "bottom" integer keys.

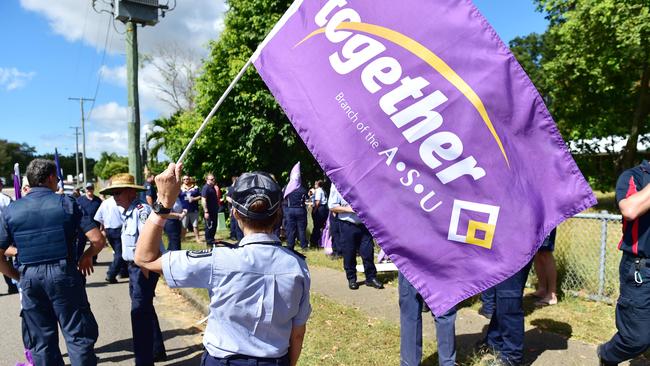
[{"left": 171, "top": 286, "right": 209, "bottom": 316}]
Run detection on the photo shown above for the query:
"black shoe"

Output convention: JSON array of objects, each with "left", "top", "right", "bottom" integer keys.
[
  {"left": 118, "top": 273, "right": 129, "bottom": 279},
  {"left": 105, "top": 277, "right": 118, "bottom": 284},
  {"left": 7, "top": 286, "right": 18, "bottom": 294},
  {"left": 153, "top": 352, "right": 168, "bottom": 362},
  {"left": 348, "top": 280, "right": 359, "bottom": 290},
  {"left": 365, "top": 278, "right": 384, "bottom": 289},
  {"left": 478, "top": 306, "right": 493, "bottom": 319}
]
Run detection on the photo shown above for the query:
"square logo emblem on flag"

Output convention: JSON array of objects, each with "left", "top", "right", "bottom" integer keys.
[{"left": 448, "top": 200, "right": 500, "bottom": 249}]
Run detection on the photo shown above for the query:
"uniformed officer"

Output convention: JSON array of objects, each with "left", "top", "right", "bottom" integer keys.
[
  {"left": 99, "top": 173, "right": 166, "bottom": 365},
  {"left": 309, "top": 180, "right": 329, "bottom": 247},
  {"left": 0, "top": 158, "right": 106, "bottom": 365},
  {"left": 599, "top": 160, "right": 650, "bottom": 365},
  {"left": 94, "top": 195, "right": 128, "bottom": 283},
  {"left": 327, "top": 183, "right": 383, "bottom": 290},
  {"left": 284, "top": 182, "right": 308, "bottom": 250},
  {"left": 482, "top": 260, "right": 533, "bottom": 366},
  {"left": 134, "top": 165, "right": 311, "bottom": 366}
]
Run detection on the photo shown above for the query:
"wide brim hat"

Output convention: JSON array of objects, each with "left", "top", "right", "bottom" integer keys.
[{"left": 99, "top": 173, "right": 145, "bottom": 195}]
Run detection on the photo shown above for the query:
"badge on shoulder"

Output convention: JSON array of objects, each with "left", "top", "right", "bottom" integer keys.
[
  {"left": 138, "top": 210, "right": 149, "bottom": 223},
  {"left": 187, "top": 249, "right": 212, "bottom": 258}
]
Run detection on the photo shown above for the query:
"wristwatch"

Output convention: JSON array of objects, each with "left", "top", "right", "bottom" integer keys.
[{"left": 152, "top": 200, "right": 172, "bottom": 215}]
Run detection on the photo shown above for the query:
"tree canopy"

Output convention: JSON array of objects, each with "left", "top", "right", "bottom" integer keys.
[
  {"left": 163, "top": 0, "right": 322, "bottom": 185},
  {"left": 510, "top": 0, "right": 649, "bottom": 189}
]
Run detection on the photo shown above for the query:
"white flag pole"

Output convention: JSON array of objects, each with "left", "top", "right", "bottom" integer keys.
[
  {"left": 175, "top": 0, "right": 304, "bottom": 165},
  {"left": 176, "top": 57, "right": 253, "bottom": 165}
]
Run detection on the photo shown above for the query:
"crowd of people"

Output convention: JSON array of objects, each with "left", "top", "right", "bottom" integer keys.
[{"left": 0, "top": 158, "right": 649, "bottom": 366}]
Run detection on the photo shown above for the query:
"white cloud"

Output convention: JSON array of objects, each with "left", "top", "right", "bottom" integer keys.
[
  {"left": 88, "top": 101, "right": 129, "bottom": 128},
  {"left": 20, "top": 0, "right": 226, "bottom": 55},
  {"left": 0, "top": 67, "right": 36, "bottom": 91}
]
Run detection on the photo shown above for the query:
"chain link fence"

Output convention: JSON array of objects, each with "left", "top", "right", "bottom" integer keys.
[{"left": 547, "top": 212, "right": 623, "bottom": 303}]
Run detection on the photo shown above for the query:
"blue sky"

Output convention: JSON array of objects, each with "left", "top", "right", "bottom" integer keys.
[{"left": 0, "top": 0, "right": 548, "bottom": 160}]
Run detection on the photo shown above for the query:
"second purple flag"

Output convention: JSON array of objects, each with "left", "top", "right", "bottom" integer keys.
[{"left": 253, "top": 0, "right": 596, "bottom": 315}]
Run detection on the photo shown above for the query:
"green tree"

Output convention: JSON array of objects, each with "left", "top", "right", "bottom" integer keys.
[
  {"left": 513, "top": 0, "right": 649, "bottom": 189},
  {"left": 165, "top": 0, "right": 322, "bottom": 185},
  {"left": 94, "top": 152, "right": 129, "bottom": 180}
]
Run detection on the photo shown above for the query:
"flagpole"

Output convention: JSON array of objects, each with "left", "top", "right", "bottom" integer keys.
[{"left": 176, "top": 57, "right": 254, "bottom": 165}]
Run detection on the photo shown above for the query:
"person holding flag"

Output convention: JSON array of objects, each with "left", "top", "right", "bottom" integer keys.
[
  {"left": 284, "top": 162, "right": 308, "bottom": 250},
  {"left": 135, "top": 165, "right": 311, "bottom": 366},
  {"left": 0, "top": 158, "right": 106, "bottom": 365}
]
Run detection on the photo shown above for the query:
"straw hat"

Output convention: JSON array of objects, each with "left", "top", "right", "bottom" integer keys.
[{"left": 99, "top": 173, "right": 145, "bottom": 195}]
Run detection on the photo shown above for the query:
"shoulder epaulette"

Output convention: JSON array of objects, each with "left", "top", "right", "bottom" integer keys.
[
  {"left": 136, "top": 203, "right": 144, "bottom": 210},
  {"left": 187, "top": 249, "right": 212, "bottom": 258},
  {"left": 213, "top": 240, "right": 239, "bottom": 248},
  {"left": 289, "top": 248, "right": 307, "bottom": 260}
]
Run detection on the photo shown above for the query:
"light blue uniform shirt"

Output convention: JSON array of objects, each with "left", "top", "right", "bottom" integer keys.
[
  {"left": 94, "top": 197, "right": 124, "bottom": 229},
  {"left": 313, "top": 187, "right": 327, "bottom": 205},
  {"left": 121, "top": 199, "right": 165, "bottom": 261},
  {"left": 161, "top": 233, "right": 311, "bottom": 358},
  {"left": 327, "top": 184, "right": 361, "bottom": 224}
]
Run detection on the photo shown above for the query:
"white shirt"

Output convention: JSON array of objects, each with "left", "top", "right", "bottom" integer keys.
[
  {"left": 94, "top": 197, "right": 124, "bottom": 229},
  {"left": 314, "top": 187, "right": 327, "bottom": 205},
  {"left": 328, "top": 184, "right": 361, "bottom": 224},
  {"left": 0, "top": 193, "right": 11, "bottom": 215}
]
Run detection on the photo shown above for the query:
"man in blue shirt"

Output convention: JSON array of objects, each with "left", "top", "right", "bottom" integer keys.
[
  {"left": 328, "top": 183, "right": 383, "bottom": 290},
  {"left": 135, "top": 165, "right": 311, "bottom": 366},
  {"left": 76, "top": 182, "right": 103, "bottom": 261},
  {"left": 0, "top": 159, "right": 106, "bottom": 365}
]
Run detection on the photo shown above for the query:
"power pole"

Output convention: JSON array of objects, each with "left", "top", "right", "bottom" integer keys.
[
  {"left": 70, "top": 126, "right": 80, "bottom": 185},
  {"left": 126, "top": 20, "right": 143, "bottom": 185},
  {"left": 68, "top": 97, "right": 94, "bottom": 187}
]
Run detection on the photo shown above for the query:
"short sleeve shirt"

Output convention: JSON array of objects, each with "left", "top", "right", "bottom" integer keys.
[
  {"left": 616, "top": 160, "right": 650, "bottom": 257},
  {"left": 181, "top": 186, "right": 201, "bottom": 212},
  {"left": 314, "top": 187, "right": 327, "bottom": 205},
  {"left": 201, "top": 184, "right": 219, "bottom": 215},
  {"left": 161, "top": 233, "right": 311, "bottom": 358},
  {"left": 77, "top": 195, "right": 103, "bottom": 226},
  {"left": 94, "top": 197, "right": 124, "bottom": 229},
  {"left": 121, "top": 199, "right": 165, "bottom": 261},
  {"left": 327, "top": 184, "right": 361, "bottom": 224}
]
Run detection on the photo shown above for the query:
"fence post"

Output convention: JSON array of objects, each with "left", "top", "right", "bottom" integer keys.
[{"left": 598, "top": 210, "right": 608, "bottom": 299}]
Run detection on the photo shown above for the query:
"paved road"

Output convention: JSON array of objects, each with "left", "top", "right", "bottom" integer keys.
[{"left": 0, "top": 250, "right": 205, "bottom": 365}]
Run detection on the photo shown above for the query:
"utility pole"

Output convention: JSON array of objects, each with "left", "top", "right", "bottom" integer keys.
[
  {"left": 70, "top": 126, "right": 80, "bottom": 185},
  {"left": 126, "top": 20, "right": 143, "bottom": 185},
  {"left": 68, "top": 97, "right": 94, "bottom": 187}
]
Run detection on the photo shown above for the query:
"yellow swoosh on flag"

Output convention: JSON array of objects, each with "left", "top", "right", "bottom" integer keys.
[{"left": 295, "top": 22, "right": 510, "bottom": 168}]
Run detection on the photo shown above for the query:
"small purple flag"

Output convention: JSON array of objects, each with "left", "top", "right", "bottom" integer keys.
[
  {"left": 13, "top": 163, "right": 22, "bottom": 200},
  {"left": 284, "top": 162, "right": 302, "bottom": 198},
  {"left": 253, "top": 0, "right": 596, "bottom": 315},
  {"left": 54, "top": 148, "right": 64, "bottom": 191}
]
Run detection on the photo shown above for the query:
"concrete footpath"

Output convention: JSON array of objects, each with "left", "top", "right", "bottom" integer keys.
[{"left": 308, "top": 266, "right": 640, "bottom": 366}]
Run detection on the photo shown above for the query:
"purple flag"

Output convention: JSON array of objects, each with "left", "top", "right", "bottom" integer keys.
[
  {"left": 13, "top": 163, "right": 22, "bottom": 200},
  {"left": 54, "top": 148, "right": 64, "bottom": 190},
  {"left": 253, "top": 0, "right": 596, "bottom": 315},
  {"left": 284, "top": 161, "right": 302, "bottom": 198}
]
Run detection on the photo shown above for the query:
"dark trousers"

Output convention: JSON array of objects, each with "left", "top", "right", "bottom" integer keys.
[
  {"left": 485, "top": 260, "right": 533, "bottom": 365},
  {"left": 230, "top": 211, "right": 243, "bottom": 241},
  {"left": 339, "top": 220, "right": 377, "bottom": 282},
  {"left": 329, "top": 214, "right": 342, "bottom": 256},
  {"left": 129, "top": 263, "right": 165, "bottom": 365},
  {"left": 310, "top": 205, "right": 329, "bottom": 247},
  {"left": 205, "top": 215, "right": 217, "bottom": 246},
  {"left": 600, "top": 254, "right": 650, "bottom": 364},
  {"left": 20, "top": 260, "right": 98, "bottom": 366},
  {"left": 3, "top": 256, "right": 17, "bottom": 293},
  {"left": 201, "top": 351, "right": 290, "bottom": 366},
  {"left": 285, "top": 207, "right": 307, "bottom": 250},
  {"left": 481, "top": 286, "right": 497, "bottom": 316},
  {"left": 164, "top": 219, "right": 182, "bottom": 251},
  {"left": 398, "top": 273, "right": 456, "bottom": 366},
  {"left": 105, "top": 228, "right": 128, "bottom": 280}
]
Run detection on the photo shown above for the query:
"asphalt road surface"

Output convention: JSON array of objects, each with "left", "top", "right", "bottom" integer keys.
[{"left": 0, "top": 250, "right": 205, "bottom": 365}]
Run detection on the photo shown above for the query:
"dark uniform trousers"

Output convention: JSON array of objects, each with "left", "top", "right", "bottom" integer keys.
[
  {"left": 105, "top": 228, "right": 128, "bottom": 280},
  {"left": 205, "top": 214, "right": 217, "bottom": 246},
  {"left": 285, "top": 207, "right": 307, "bottom": 250},
  {"left": 329, "top": 213, "right": 342, "bottom": 256},
  {"left": 339, "top": 220, "right": 377, "bottom": 282},
  {"left": 201, "top": 352, "right": 290, "bottom": 366},
  {"left": 309, "top": 205, "right": 329, "bottom": 247},
  {"left": 230, "top": 211, "right": 243, "bottom": 241},
  {"left": 20, "top": 259, "right": 98, "bottom": 366},
  {"left": 485, "top": 260, "right": 533, "bottom": 366},
  {"left": 164, "top": 219, "right": 182, "bottom": 251},
  {"left": 600, "top": 254, "right": 650, "bottom": 364},
  {"left": 129, "top": 263, "right": 165, "bottom": 365}
]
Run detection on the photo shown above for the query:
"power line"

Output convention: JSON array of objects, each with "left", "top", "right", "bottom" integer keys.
[{"left": 85, "top": 16, "right": 113, "bottom": 122}]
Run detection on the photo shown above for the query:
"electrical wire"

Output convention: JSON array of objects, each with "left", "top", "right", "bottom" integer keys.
[{"left": 85, "top": 16, "right": 113, "bottom": 122}]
